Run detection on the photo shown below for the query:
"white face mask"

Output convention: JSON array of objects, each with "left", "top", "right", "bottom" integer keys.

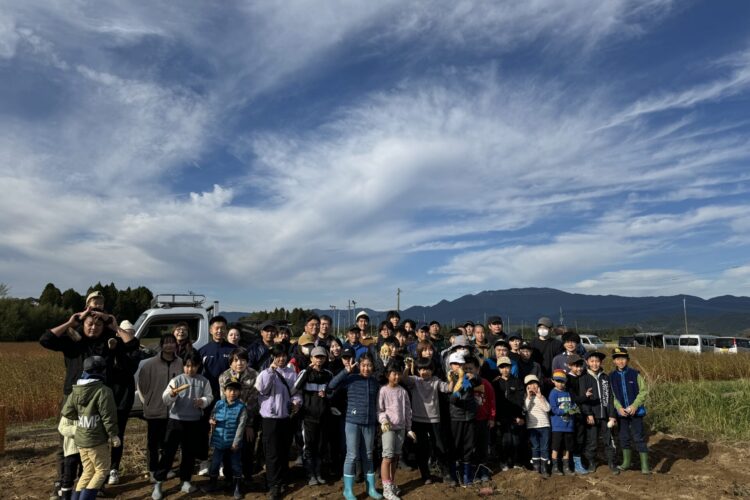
[
  {"left": 537, "top": 328, "right": 549, "bottom": 338},
  {"left": 301, "top": 346, "right": 311, "bottom": 356}
]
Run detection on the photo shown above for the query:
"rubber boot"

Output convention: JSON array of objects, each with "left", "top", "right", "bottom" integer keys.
[
  {"left": 573, "top": 456, "right": 588, "bottom": 475},
  {"left": 151, "top": 481, "right": 163, "bottom": 500},
  {"left": 448, "top": 463, "right": 459, "bottom": 486},
  {"left": 366, "top": 472, "right": 383, "bottom": 499},
  {"left": 639, "top": 452, "right": 651, "bottom": 475},
  {"left": 608, "top": 458, "right": 620, "bottom": 475},
  {"left": 343, "top": 474, "right": 357, "bottom": 500},
  {"left": 232, "top": 477, "right": 243, "bottom": 499},
  {"left": 60, "top": 489, "right": 73, "bottom": 500},
  {"left": 554, "top": 458, "right": 564, "bottom": 476},
  {"left": 619, "top": 449, "right": 632, "bottom": 471},
  {"left": 204, "top": 476, "right": 219, "bottom": 493},
  {"left": 80, "top": 490, "right": 98, "bottom": 500},
  {"left": 544, "top": 459, "right": 551, "bottom": 478},
  {"left": 462, "top": 462, "right": 474, "bottom": 487}
]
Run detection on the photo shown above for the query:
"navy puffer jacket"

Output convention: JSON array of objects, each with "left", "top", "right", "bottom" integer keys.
[{"left": 328, "top": 369, "right": 379, "bottom": 425}]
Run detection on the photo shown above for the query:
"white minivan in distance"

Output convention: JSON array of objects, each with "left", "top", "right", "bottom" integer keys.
[
  {"left": 579, "top": 334, "right": 606, "bottom": 351},
  {"left": 714, "top": 336, "right": 750, "bottom": 354},
  {"left": 678, "top": 334, "right": 717, "bottom": 353}
]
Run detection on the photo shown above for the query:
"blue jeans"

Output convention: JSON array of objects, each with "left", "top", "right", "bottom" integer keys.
[
  {"left": 210, "top": 447, "right": 242, "bottom": 479},
  {"left": 344, "top": 422, "right": 376, "bottom": 476},
  {"left": 528, "top": 427, "right": 550, "bottom": 461}
]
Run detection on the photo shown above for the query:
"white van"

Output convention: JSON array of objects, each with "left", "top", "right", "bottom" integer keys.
[
  {"left": 663, "top": 335, "right": 680, "bottom": 350},
  {"left": 678, "top": 334, "right": 717, "bottom": 353},
  {"left": 714, "top": 336, "right": 750, "bottom": 354},
  {"left": 579, "top": 334, "right": 606, "bottom": 351}
]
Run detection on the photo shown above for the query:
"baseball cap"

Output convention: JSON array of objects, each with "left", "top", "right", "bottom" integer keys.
[
  {"left": 448, "top": 352, "right": 466, "bottom": 365},
  {"left": 297, "top": 333, "right": 315, "bottom": 346},
  {"left": 524, "top": 374, "right": 539, "bottom": 385},
  {"left": 565, "top": 354, "right": 583, "bottom": 365},
  {"left": 487, "top": 315, "right": 503, "bottom": 325},
  {"left": 612, "top": 347, "right": 629, "bottom": 359},
  {"left": 497, "top": 356, "right": 512, "bottom": 367},
  {"left": 552, "top": 369, "right": 568, "bottom": 382},
  {"left": 341, "top": 348, "right": 355, "bottom": 359},
  {"left": 519, "top": 341, "right": 533, "bottom": 350},
  {"left": 311, "top": 346, "right": 328, "bottom": 358},
  {"left": 585, "top": 351, "right": 606, "bottom": 360},
  {"left": 86, "top": 291, "right": 104, "bottom": 304}
]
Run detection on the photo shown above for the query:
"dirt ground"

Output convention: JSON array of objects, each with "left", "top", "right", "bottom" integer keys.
[{"left": 2, "top": 418, "right": 749, "bottom": 500}]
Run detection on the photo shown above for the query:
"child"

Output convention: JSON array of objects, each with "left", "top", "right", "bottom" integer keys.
[
  {"left": 378, "top": 361, "right": 414, "bottom": 500},
  {"left": 565, "top": 354, "right": 590, "bottom": 475},
  {"left": 402, "top": 357, "right": 452, "bottom": 485},
  {"left": 552, "top": 332, "right": 582, "bottom": 373},
  {"left": 218, "top": 347, "right": 259, "bottom": 486},
  {"left": 207, "top": 380, "right": 247, "bottom": 499},
  {"left": 580, "top": 351, "right": 618, "bottom": 474},
  {"left": 57, "top": 411, "right": 81, "bottom": 500},
  {"left": 610, "top": 347, "right": 650, "bottom": 474},
  {"left": 328, "top": 352, "right": 383, "bottom": 500},
  {"left": 254, "top": 344, "right": 302, "bottom": 500},
  {"left": 293, "top": 346, "right": 333, "bottom": 486},
  {"left": 524, "top": 374, "right": 551, "bottom": 477},
  {"left": 447, "top": 352, "right": 480, "bottom": 487},
  {"left": 61, "top": 356, "right": 120, "bottom": 500},
  {"left": 492, "top": 356, "right": 525, "bottom": 471},
  {"left": 549, "top": 369, "right": 578, "bottom": 475},
  {"left": 152, "top": 350, "right": 214, "bottom": 499},
  {"left": 464, "top": 356, "right": 495, "bottom": 482}
]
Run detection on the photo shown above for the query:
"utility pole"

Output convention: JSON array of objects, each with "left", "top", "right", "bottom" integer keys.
[
  {"left": 347, "top": 300, "right": 351, "bottom": 326},
  {"left": 330, "top": 305, "right": 337, "bottom": 335},
  {"left": 683, "top": 297, "right": 689, "bottom": 335},
  {"left": 559, "top": 306, "right": 564, "bottom": 326},
  {"left": 396, "top": 288, "right": 401, "bottom": 312}
]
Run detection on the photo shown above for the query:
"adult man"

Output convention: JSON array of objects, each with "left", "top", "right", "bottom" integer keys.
[
  {"left": 487, "top": 316, "right": 506, "bottom": 343},
  {"left": 530, "top": 317, "right": 563, "bottom": 381},
  {"left": 41, "top": 307, "right": 139, "bottom": 498},
  {"left": 464, "top": 321, "right": 475, "bottom": 341},
  {"left": 428, "top": 321, "right": 447, "bottom": 351},
  {"left": 317, "top": 314, "right": 336, "bottom": 348},
  {"left": 137, "top": 334, "right": 183, "bottom": 482},
  {"left": 248, "top": 321, "right": 277, "bottom": 371},
  {"left": 355, "top": 311, "right": 374, "bottom": 346},
  {"left": 197, "top": 315, "right": 235, "bottom": 475}
]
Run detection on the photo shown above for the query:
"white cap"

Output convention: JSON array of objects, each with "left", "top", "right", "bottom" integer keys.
[
  {"left": 355, "top": 310, "right": 369, "bottom": 321},
  {"left": 448, "top": 352, "right": 465, "bottom": 365},
  {"left": 119, "top": 320, "right": 135, "bottom": 332}
]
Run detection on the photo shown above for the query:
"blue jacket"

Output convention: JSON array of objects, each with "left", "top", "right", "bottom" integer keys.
[
  {"left": 328, "top": 369, "right": 379, "bottom": 425},
  {"left": 199, "top": 340, "right": 234, "bottom": 395},
  {"left": 610, "top": 367, "right": 647, "bottom": 417},
  {"left": 247, "top": 340, "right": 274, "bottom": 371},
  {"left": 210, "top": 399, "right": 247, "bottom": 449},
  {"left": 549, "top": 388, "right": 576, "bottom": 432},
  {"left": 342, "top": 341, "right": 369, "bottom": 361}
]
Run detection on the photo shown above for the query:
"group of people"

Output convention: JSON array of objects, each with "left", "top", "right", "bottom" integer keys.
[{"left": 42, "top": 300, "right": 651, "bottom": 500}]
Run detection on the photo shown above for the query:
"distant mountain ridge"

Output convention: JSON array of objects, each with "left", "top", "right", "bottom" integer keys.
[{"left": 310, "top": 288, "right": 750, "bottom": 335}]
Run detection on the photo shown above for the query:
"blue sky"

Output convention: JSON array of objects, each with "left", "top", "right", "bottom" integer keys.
[{"left": 2, "top": 1, "right": 750, "bottom": 312}]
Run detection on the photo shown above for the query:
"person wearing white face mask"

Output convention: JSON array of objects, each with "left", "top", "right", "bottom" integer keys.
[{"left": 530, "top": 317, "right": 564, "bottom": 387}]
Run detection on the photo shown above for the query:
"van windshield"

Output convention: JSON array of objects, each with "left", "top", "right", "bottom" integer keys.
[
  {"left": 589, "top": 336, "right": 603, "bottom": 344},
  {"left": 679, "top": 337, "right": 698, "bottom": 346}
]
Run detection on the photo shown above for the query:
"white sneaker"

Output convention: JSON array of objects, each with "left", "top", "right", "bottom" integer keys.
[
  {"left": 151, "top": 482, "right": 163, "bottom": 500},
  {"left": 197, "top": 460, "right": 210, "bottom": 476},
  {"left": 108, "top": 469, "right": 120, "bottom": 485},
  {"left": 180, "top": 481, "right": 197, "bottom": 493}
]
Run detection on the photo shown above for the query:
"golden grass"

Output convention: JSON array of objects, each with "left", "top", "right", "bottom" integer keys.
[{"left": 0, "top": 342, "right": 65, "bottom": 423}]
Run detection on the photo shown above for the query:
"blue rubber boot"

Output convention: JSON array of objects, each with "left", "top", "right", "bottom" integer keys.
[
  {"left": 343, "top": 474, "right": 357, "bottom": 500},
  {"left": 462, "top": 462, "right": 474, "bottom": 487},
  {"left": 573, "top": 456, "right": 589, "bottom": 475},
  {"left": 365, "top": 472, "right": 383, "bottom": 499}
]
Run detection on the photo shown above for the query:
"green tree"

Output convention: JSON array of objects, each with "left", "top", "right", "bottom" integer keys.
[
  {"left": 39, "top": 283, "right": 63, "bottom": 307},
  {"left": 61, "top": 288, "right": 84, "bottom": 312},
  {"left": 0, "top": 282, "right": 9, "bottom": 298}
]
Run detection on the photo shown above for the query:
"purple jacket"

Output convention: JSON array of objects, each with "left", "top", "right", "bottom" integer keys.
[{"left": 254, "top": 366, "right": 301, "bottom": 419}]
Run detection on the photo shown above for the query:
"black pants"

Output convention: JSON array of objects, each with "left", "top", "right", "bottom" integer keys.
[
  {"left": 551, "top": 431, "right": 575, "bottom": 456},
  {"left": 146, "top": 418, "right": 168, "bottom": 472},
  {"left": 155, "top": 419, "right": 201, "bottom": 482},
  {"left": 584, "top": 418, "right": 615, "bottom": 466},
  {"left": 197, "top": 402, "right": 214, "bottom": 461},
  {"left": 573, "top": 416, "right": 586, "bottom": 455},
  {"left": 61, "top": 454, "right": 82, "bottom": 489},
  {"left": 450, "top": 420, "right": 475, "bottom": 463},
  {"left": 302, "top": 419, "right": 325, "bottom": 475},
  {"left": 474, "top": 420, "right": 490, "bottom": 466},
  {"left": 326, "top": 413, "right": 345, "bottom": 478},
  {"left": 618, "top": 416, "right": 648, "bottom": 453},
  {"left": 110, "top": 409, "right": 129, "bottom": 470},
  {"left": 495, "top": 420, "right": 522, "bottom": 466},
  {"left": 413, "top": 421, "right": 448, "bottom": 479},
  {"left": 262, "top": 417, "right": 291, "bottom": 489}
]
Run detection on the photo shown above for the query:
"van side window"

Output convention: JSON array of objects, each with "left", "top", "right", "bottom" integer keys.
[{"left": 139, "top": 316, "right": 201, "bottom": 349}]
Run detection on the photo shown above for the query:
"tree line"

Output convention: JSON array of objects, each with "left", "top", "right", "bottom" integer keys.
[{"left": 0, "top": 282, "right": 154, "bottom": 341}]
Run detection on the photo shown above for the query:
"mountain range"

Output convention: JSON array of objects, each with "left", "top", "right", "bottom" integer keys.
[{"left": 224, "top": 287, "right": 750, "bottom": 335}]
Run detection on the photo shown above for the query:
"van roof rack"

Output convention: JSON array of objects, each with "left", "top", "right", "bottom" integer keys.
[{"left": 151, "top": 294, "right": 206, "bottom": 308}]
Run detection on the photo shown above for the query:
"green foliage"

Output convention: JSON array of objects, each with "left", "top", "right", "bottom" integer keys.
[
  {"left": 647, "top": 379, "right": 750, "bottom": 441},
  {"left": 0, "top": 282, "right": 9, "bottom": 297},
  {"left": 39, "top": 282, "right": 62, "bottom": 307},
  {"left": 0, "top": 298, "right": 71, "bottom": 341},
  {"left": 0, "top": 282, "right": 155, "bottom": 341},
  {"left": 240, "top": 307, "right": 315, "bottom": 333}
]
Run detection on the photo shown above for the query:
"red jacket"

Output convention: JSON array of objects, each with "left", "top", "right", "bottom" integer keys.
[{"left": 474, "top": 377, "right": 496, "bottom": 421}]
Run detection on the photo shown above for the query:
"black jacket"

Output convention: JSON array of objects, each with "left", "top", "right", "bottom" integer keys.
[
  {"left": 579, "top": 369, "right": 616, "bottom": 419},
  {"left": 492, "top": 376, "right": 524, "bottom": 422},
  {"left": 40, "top": 329, "right": 140, "bottom": 410},
  {"left": 293, "top": 367, "right": 333, "bottom": 422},
  {"left": 530, "top": 337, "right": 563, "bottom": 378}
]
